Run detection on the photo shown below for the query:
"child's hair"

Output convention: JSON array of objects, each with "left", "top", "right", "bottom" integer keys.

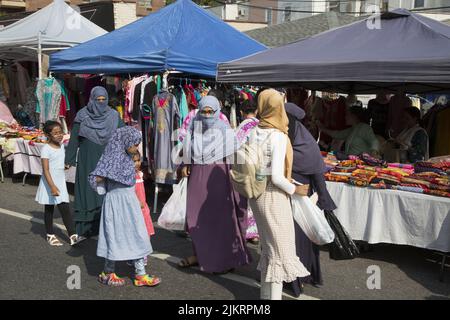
[
  {"left": 241, "top": 100, "right": 257, "bottom": 115},
  {"left": 43, "top": 120, "right": 63, "bottom": 135}
]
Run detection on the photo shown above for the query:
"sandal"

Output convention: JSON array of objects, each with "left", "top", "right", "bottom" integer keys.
[
  {"left": 70, "top": 234, "right": 87, "bottom": 246},
  {"left": 47, "top": 234, "right": 63, "bottom": 246},
  {"left": 177, "top": 256, "right": 198, "bottom": 268},
  {"left": 134, "top": 274, "right": 161, "bottom": 287}
]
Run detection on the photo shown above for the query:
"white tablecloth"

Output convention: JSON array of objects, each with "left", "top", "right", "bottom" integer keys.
[
  {"left": 326, "top": 181, "right": 450, "bottom": 253},
  {"left": 13, "top": 138, "right": 76, "bottom": 184}
]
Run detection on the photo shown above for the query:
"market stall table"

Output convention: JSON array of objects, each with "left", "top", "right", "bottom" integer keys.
[
  {"left": 13, "top": 138, "right": 76, "bottom": 184},
  {"left": 326, "top": 181, "right": 450, "bottom": 253}
]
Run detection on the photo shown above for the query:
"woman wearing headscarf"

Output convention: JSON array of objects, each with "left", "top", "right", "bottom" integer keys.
[
  {"left": 285, "top": 102, "right": 337, "bottom": 296},
  {"left": 178, "top": 96, "right": 252, "bottom": 274},
  {"left": 249, "top": 89, "right": 310, "bottom": 300},
  {"left": 65, "top": 86, "right": 123, "bottom": 237}
]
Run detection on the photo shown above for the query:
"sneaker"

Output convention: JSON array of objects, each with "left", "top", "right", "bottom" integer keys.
[
  {"left": 98, "top": 272, "right": 126, "bottom": 287},
  {"left": 134, "top": 274, "right": 161, "bottom": 287}
]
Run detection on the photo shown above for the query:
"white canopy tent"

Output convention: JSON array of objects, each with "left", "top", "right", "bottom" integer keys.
[{"left": 0, "top": 0, "right": 107, "bottom": 78}]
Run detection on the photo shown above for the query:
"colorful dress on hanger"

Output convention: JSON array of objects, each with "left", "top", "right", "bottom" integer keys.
[
  {"left": 36, "top": 77, "right": 62, "bottom": 124},
  {"left": 150, "top": 91, "right": 180, "bottom": 184}
]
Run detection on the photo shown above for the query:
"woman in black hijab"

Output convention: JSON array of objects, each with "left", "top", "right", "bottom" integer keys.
[{"left": 284, "top": 102, "right": 337, "bottom": 296}]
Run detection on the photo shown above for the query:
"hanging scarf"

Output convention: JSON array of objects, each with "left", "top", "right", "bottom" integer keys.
[
  {"left": 179, "top": 88, "right": 189, "bottom": 128},
  {"left": 74, "top": 86, "right": 118, "bottom": 146},
  {"left": 184, "top": 96, "right": 238, "bottom": 164},
  {"left": 257, "top": 89, "right": 293, "bottom": 180},
  {"left": 89, "top": 126, "right": 142, "bottom": 188}
]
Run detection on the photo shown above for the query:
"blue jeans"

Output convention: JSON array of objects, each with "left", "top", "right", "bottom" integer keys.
[{"left": 104, "top": 258, "right": 146, "bottom": 276}]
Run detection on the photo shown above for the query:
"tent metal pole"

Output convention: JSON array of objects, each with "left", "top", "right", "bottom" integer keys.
[{"left": 38, "top": 32, "right": 43, "bottom": 80}]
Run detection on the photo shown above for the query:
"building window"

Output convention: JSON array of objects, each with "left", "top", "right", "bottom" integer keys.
[
  {"left": 265, "top": 8, "right": 273, "bottom": 25},
  {"left": 284, "top": 6, "right": 291, "bottom": 22},
  {"left": 414, "top": 0, "right": 425, "bottom": 8}
]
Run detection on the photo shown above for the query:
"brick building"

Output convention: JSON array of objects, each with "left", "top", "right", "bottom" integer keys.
[{"left": 0, "top": 0, "right": 168, "bottom": 30}]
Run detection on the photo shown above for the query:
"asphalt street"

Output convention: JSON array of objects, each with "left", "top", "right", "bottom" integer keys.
[{"left": 0, "top": 169, "right": 449, "bottom": 300}]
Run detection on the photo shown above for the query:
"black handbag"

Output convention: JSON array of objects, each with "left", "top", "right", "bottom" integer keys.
[{"left": 324, "top": 210, "right": 360, "bottom": 260}]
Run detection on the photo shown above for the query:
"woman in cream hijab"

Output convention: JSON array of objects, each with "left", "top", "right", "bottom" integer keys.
[{"left": 249, "top": 89, "right": 310, "bottom": 300}]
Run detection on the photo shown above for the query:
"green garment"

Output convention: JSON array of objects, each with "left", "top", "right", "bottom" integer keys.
[
  {"left": 65, "top": 119, "right": 124, "bottom": 237},
  {"left": 328, "top": 123, "right": 379, "bottom": 156}
]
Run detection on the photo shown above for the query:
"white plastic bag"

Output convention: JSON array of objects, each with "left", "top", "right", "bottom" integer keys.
[
  {"left": 157, "top": 177, "right": 188, "bottom": 231},
  {"left": 291, "top": 193, "right": 335, "bottom": 245}
]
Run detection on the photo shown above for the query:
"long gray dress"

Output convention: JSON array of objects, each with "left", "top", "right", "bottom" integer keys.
[
  {"left": 150, "top": 91, "right": 180, "bottom": 184},
  {"left": 97, "top": 179, "right": 152, "bottom": 261}
]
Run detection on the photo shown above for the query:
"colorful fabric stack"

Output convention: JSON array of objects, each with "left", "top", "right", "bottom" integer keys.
[
  {"left": 324, "top": 152, "right": 450, "bottom": 198},
  {"left": 349, "top": 169, "right": 377, "bottom": 187}
]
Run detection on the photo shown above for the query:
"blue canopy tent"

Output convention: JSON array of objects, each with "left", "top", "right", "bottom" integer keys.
[{"left": 49, "top": 0, "right": 266, "bottom": 77}]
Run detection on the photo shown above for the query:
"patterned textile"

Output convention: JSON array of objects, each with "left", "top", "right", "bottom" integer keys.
[
  {"left": 348, "top": 177, "right": 369, "bottom": 187},
  {"left": 245, "top": 207, "right": 259, "bottom": 240},
  {"left": 325, "top": 172, "right": 350, "bottom": 183},
  {"left": 401, "top": 177, "right": 431, "bottom": 188},
  {"left": 36, "top": 77, "right": 62, "bottom": 124},
  {"left": 89, "top": 126, "right": 142, "bottom": 188}
]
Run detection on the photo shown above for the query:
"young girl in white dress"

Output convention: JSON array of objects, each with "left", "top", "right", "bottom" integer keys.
[{"left": 35, "top": 121, "right": 84, "bottom": 246}]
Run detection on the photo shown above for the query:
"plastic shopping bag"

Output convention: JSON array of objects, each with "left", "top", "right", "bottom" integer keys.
[
  {"left": 157, "top": 177, "right": 188, "bottom": 231},
  {"left": 291, "top": 193, "right": 335, "bottom": 245},
  {"left": 324, "top": 210, "right": 359, "bottom": 260}
]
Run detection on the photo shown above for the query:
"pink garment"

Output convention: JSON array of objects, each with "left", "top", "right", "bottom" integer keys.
[
  {"left": 178, "top": 109, "right": 229, "bottom": 142},
  {"left": 0, "top": 101, "right": 16, "bottom": 124},
  {"left": 135, "top": 171, "right": 155, "bottom": 236}
]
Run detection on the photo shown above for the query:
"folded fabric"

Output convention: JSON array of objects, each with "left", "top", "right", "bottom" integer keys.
[
  {"left": 415, "top": 161, "right": 450, "bottom": 170},
  {"left": 430, "top": 184, "right": 450, "bottom": 193},
  {"left": 414, "top": 166, "right": 446, "bottom": 175},
  {"left": 414, "top": 172, "right": 442, "bottom": 179},
  {"left": 425, "top": 189, "right": 450, "bottom": 198},
  {"left": 369, "top": 181, "right": 387, "bottom": 189},
  {"left": 392, "top": 186, "right": 424, "bottom": 194},
  {"left": 388, "top": 163, "right": 414, "bottom": 170},
  {"left": 377, "top": 173, "right": 401, "bottom": 185},
  {"left": 348, "top": 177, "right": 369, "bottom": 187},
  {"left": 325, "top": 173, "right": 350, "bottom": 183},
  {"left": 360, "top": 153, "right": 387, "bottom": 167},
  {"left": 401, "top": 177, "right": 431, "bottom": 188},
  {"left": 335, "top": 166, "right": 356, "bottom": 173},
  {"left": 378, "top": 169, "right": 405, "bottom": 179},
  {"left": 431, "top": 178, "right": 450, "bottom": 186},
  {"left": 401, "top": 183, "right": 426, "bottom": 190}
]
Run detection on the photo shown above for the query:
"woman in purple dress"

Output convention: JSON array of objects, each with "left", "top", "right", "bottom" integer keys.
[{"left": 178, "top": 96, "right": 252, "bottom": 274}]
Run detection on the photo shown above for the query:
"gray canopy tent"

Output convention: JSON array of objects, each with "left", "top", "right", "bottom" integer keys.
[
  {"left": 217, "top": 9, "right": 450, "bottom": 94},
  {"left": 0, "top": 0, "right": 106, "bottom": 78}
]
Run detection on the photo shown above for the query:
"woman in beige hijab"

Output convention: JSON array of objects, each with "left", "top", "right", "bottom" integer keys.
[{"left": 249, "top": 89, "right": 310, "bottom": 300}]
